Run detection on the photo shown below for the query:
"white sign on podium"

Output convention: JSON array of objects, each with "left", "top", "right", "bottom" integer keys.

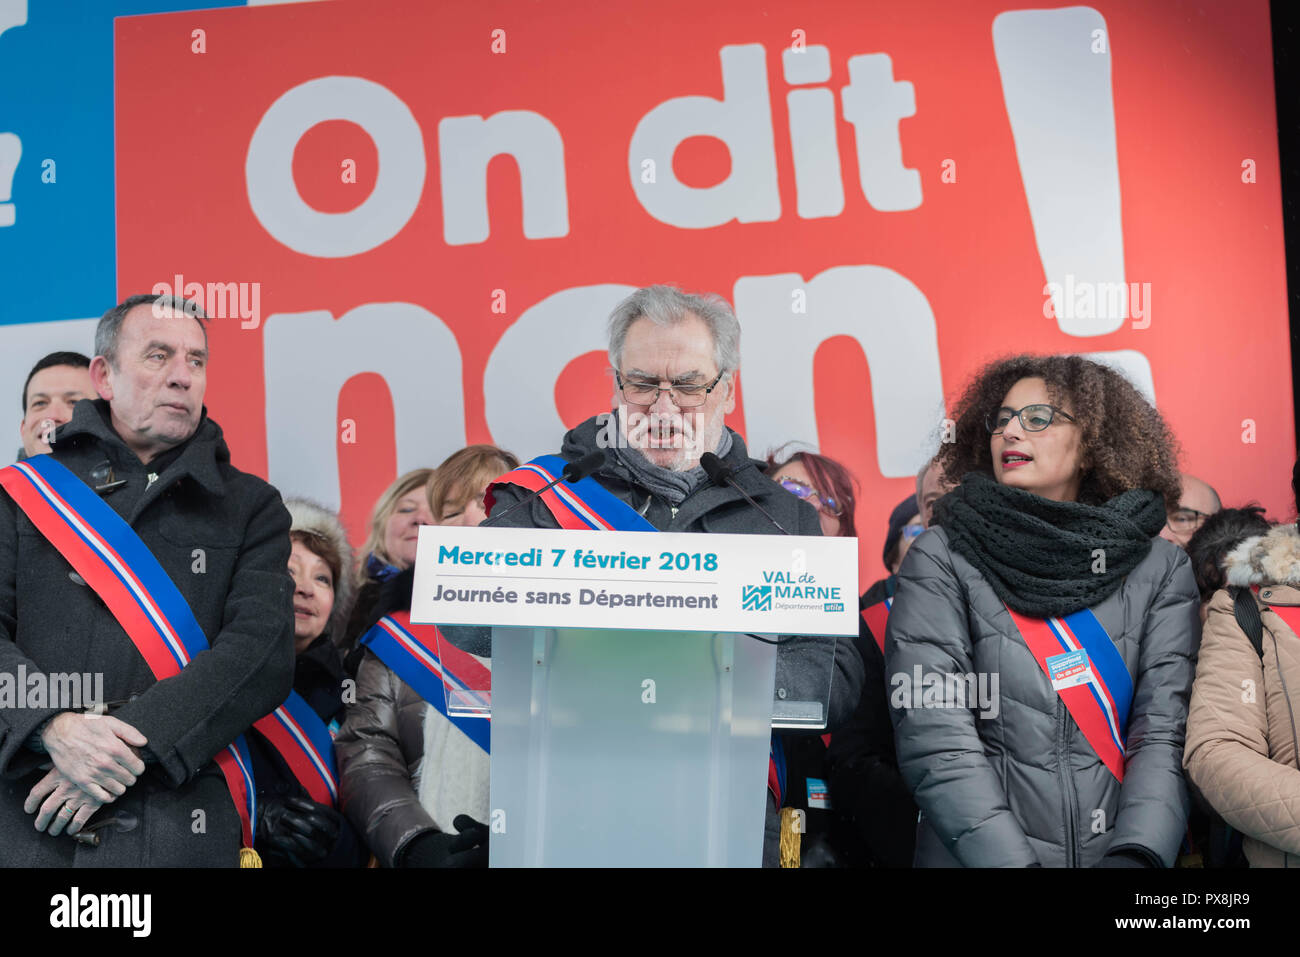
[{"left": 411, "top": 524, "right": 859, "bottom": 636}]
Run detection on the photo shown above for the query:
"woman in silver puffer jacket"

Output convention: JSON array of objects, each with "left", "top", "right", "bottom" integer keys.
[{"left": 886, "top": 355, "right": 1200, "bottom": 867}]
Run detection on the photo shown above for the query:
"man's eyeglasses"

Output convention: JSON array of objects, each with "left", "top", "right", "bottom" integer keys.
[
  {"left": 776, "top": 477, "right": 843, "bottom": 517},
  {"left": 986, "top": 404, "right": 1077, "bottom": 435},
  {"left": 1167, "top": 508, "right": 1211, "bottom": 533},
  {"left": 616, "top": 370, "right": 726, "bottom": 409}
]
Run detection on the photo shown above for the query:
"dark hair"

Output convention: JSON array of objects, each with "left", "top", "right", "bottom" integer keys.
[
  {"left": 883, "top": 494, "right": 920, "bottom": 569},
  {"left": 765, "top": 446, "right": 858, "bottom": 538},
  {"left": 290, "top": 530, "right": 341, "bottom": 591},
  {"left": 1186, "top": 505, "right": 1272, "bottom": 602},
  {"left": 22, "top": 351, "right": 91, "bottom": 412},
  {"left": 937, "top": 354, "right": 1182, "bottom": 508},
  {"left": 95, "top": 294, "right": 208, "bottom": 369}
]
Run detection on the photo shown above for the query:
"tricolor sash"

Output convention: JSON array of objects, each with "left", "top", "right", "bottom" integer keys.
[
  {"left": 860, "top": 597, "right": 892, "bottom": 654},
  {"left": 1004, "top": 604, "right": 1133, "bottom": 781},
  {"left": 768, "top": 733, "right": 786, "bottom": 807},
  {"left": 251, "top": 691, "right": 339, "bottom": 807},
  {"left": 485, "top": 454, "right": 657, "bottom": 531},
  {"left": 358, "top": 612, "right": 492, "bottom": 754},
  {"left": 0, "top": 454, "right": 260, "bottom": 848}
]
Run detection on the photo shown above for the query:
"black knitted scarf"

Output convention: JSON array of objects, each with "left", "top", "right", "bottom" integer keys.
[{"left": 933, "top": 472, "right": 1167, "bottom": 618}]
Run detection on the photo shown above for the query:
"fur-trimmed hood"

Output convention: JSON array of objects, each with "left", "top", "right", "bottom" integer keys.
[
  {"left": 284, "top": 497, "right": 356, "bottom": 639},
  {"left": 1225, "top": 523, "right": 1300, "bottom": 588}
]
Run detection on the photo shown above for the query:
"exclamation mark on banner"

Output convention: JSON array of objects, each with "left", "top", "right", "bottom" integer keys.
[
  {"left": 0, "top": 133, "right": 20, "bottom": 227},
  {"left": 993, "top": 7, "right": 1126, "bottom": 337}
]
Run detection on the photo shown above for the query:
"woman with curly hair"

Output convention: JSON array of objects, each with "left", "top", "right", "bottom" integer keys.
[{"left": 886, "top": 354, "right": 1199, "bottom": 867}]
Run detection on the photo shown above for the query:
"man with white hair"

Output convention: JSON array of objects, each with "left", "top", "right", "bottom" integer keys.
[{"left": 484, "top": 284, "right": 864, "bottom": 866}]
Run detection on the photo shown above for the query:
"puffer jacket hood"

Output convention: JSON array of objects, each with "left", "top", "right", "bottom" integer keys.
[
  {"left": 1185, "top": 523, "right": 1300, "bottom": 867},
  {"left": 284, "top": 497, "right": 356, "bottom": 639}
]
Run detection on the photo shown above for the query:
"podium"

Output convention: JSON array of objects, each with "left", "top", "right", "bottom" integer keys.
[{"left": 412, "top": 525, "right": 858, "bottom": 867}]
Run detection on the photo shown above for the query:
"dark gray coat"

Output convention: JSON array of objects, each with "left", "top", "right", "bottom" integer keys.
[
  {"left": 0, "top": 400, "right": 294, "bottom": 866},
  {"left": 885, "top": 526, "right": 1199, "bottom": 867},
  {"left": 486, "top": 415, "right": 865, "bottom": 866}
]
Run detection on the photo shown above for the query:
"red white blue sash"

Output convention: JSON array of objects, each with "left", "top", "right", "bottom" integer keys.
[
  {"left": 861, "top": 597, "right": 892, "bottom": 654},
  {"left": 768, "top": 733, "right": 786, "bottom": 806},
  {"left": 1004, "top": 604, "right": 1133, "bottom": 781},
  {"left": 251, "top": 691, "right": 338, "bottom": 807},
  {"left": 485, "top": 454, "right": 657, "bottom": 531},
  {"left": 0, "top": 454, "right": 261, "bottom": 846},
  {"left": 359, "top": 612, "right": 492, "bottom": 753}
]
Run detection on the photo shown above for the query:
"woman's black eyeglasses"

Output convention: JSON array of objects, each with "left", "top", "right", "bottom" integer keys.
[{"left": 986, "top": 404, "right": 1076, "bottom": 435}]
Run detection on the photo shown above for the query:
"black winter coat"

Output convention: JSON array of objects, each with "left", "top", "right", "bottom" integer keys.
[
  {"left": 247, "top": 634, "right": 367, "bottom": 867},
  {"left": 823, "top": 582, "right": 918, "bottom": 867},
  {"left": 0, "top": 400, "right": 295, "bottom": 866}
]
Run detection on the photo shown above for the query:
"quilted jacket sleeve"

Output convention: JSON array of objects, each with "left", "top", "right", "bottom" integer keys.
[
  {"left": 1184, "top": 590, "right": 1300, "bottom": 856},
  {"left": 336, "top": 650, "right": 437, "bottom": 866},
  {"left": 1107, "top": 547, "right": 1198, "bottom": 866},
  {"left": 886, "top": 531, "right": 1038, "bottom": 866}
]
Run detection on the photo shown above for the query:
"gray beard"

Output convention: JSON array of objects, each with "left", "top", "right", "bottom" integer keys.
[{"left": 609, "top": 408, "right": 734, "bottom": 506}]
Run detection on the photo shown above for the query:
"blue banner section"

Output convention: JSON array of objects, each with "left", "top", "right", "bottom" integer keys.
[{"left": 0, "top": 0, "right": 239, "bottom": 326}]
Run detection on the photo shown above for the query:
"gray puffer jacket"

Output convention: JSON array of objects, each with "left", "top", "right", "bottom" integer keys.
[{"left": 885, "top": 526, "right": 1199, "bottom": 867}]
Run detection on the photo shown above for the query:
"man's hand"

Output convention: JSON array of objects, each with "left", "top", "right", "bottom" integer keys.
[
  {"left": 40, "top": 712, "right": 147, "bottom": 801},
  {"left": 24, "top": 767, "right": 104, "bottom": 837}
]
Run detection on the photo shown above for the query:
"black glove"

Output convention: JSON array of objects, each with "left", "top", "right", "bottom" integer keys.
[
  {"left": 400, "top": 815, "right": 490, "bottom": 868},
  {"left": 256, "top": 795, "right": 342, "bottom": 868}
]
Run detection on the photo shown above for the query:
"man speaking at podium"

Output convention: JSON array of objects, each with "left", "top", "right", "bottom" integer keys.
[{"left": 484, "top": 284, "right": 864, "bottom": 866}]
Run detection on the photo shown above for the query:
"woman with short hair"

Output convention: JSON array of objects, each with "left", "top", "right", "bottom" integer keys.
[
  {"left": 248, "top": 498, "right": 366, "bottom": 868},
  {"left": 886, "top": 354, "right": 1199, "bottom": 867}
]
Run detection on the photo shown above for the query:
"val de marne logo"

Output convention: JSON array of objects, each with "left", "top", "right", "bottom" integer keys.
[{"left": 742, "top": 584, "right": 773, "bottom": 611}]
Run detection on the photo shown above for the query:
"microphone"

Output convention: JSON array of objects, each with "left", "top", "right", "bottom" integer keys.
[
  {"left": 700, "top": 452, "right": 791, "bottom": 535},
  {"left": 482, "top": 450, "right": 607, "bottom": 526}
]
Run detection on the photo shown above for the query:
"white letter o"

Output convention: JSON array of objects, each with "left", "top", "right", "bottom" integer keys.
[{"left": 246, "top": 76, "right": 425, "bottom": 257}]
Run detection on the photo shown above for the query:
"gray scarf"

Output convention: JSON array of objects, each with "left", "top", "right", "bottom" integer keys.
[{"left": 608, "top": 408, "right": 734, "bottom": 507}]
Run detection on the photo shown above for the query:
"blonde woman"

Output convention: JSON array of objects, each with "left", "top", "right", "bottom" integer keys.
[{"left": 340, "top": 469, "right": 435, "bottom": 672}]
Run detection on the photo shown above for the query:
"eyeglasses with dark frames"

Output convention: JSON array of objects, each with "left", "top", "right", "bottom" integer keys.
[
  {"left": 1166, "top": 507, "right": 1212, "bottom": 533},
  {"left": 615, "top": 370, "right": 727, "bottom": 409},
  {"left": 986, "top": 403, "right": 1077, "bottom": 435}
]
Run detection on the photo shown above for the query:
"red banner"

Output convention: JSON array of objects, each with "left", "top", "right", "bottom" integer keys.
[{"left": 114, "top": 0, "right": 1292, "bottom": 586}]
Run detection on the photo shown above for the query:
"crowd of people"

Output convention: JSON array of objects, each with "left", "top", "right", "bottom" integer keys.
[{"left": 0, "top": 286, "right": 1296, "bottom": 868}]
